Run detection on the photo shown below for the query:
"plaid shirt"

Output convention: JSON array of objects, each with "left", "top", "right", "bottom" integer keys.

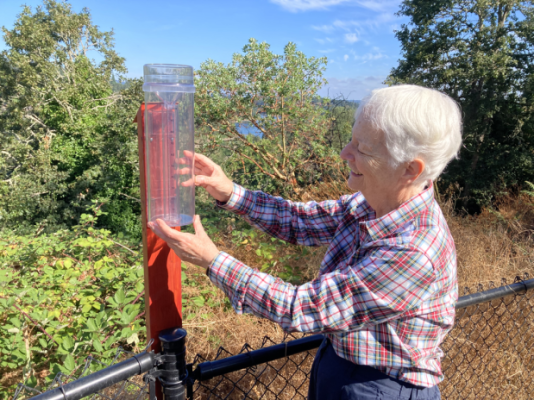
[{"left": 208, "top": 183, "right": 457, "bottom": 387}]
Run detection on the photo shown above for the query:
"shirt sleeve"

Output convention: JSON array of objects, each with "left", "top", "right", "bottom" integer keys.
[
  {"left": 208, "top": 248, "right": 436, "bottom": 333},
  {"left": 217, "top": 183, "right": 351, "bottom": 246}
]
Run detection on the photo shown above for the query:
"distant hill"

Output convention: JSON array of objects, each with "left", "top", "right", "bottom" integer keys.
[
  {"left": 328, "top": 99, "right": 360, "bottom": 108},
  {"left": 110, "top": 80, "right": 131, "bottom": 92}
]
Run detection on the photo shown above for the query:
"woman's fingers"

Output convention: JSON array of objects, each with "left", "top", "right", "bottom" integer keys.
[
  {"left": 178, "top": 166, "right": 210, "bottom": 176},
  {"left": 151, "top": 219, "right": 177, "bottom": 240},
  {"left": 192, "top": 215, "right": 207, "bottom": 237},
  {"left": 182, "top": 150, "right": 194, "bottom": 159},
  {"left": 194, "top": 153, "right": 216, "bottom": 167},
  {"left": 148, "top": 216, "right": 220, "bottom": 270},
  {"left": 179, "top": 167, "right": 193, "bottom": 175},
  {"left": 180, "top": 177, "right": 195, "bottom": 187},
  {"left": 174, "top": 152, "right": 232, "bottom": 201},
  {"left": 178, "top": 154, "right": 216, "bottom": 177}
]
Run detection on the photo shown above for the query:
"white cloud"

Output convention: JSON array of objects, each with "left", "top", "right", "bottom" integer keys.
[
  {"left": 344, "top": 33, "right": 358, "bottom": 43},
  {"left": 315, "top": 37, "right": 335, "bottom": 44},
  {"left": 319, "top": 76, "right": 387, "bottom": 99},
  {"left": 270, "top": 0, "right": 351, "bottom": 12},
  {"left": 318, "top": 48, "right": 337, "bottom": 53},
  {"left": 312, "top": 24, "right": 335, "bottom": 33},
  {"left": 333, "top": 12, "right": 397, "bottom": 32},
  {"left": 333, "top": 20, "right": 353, "bottom": 31},
  {"left": 354, "top": 0, "right": 401, "bottom": 12},
  {"left": 343, "top": 54, "right": 349, "bottom": 61},
  {"left": 271, "top": 0, "right": 401, "bottom": 12},
  {"left": 354, "top": 50, "right": 387, "bottom": 61}
]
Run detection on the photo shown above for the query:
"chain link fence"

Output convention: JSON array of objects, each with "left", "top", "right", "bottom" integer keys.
[
  {"left": 440, "top": 276, "right": 534, "bottom": 399},
  {"left": 12, "top": 276, "right": 534, "bottom": 400},
  {"left": 191, "top": 333, "right": 314, "bottom": 400},
  {"left": 13, "top": 347, "right": 150, "bottom": 400}
]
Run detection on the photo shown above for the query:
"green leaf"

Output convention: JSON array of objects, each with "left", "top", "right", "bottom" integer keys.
[
  {"left": 62, "top": 336, "right": 74, "bottom": 352},
  {"left": 64, "top": 354, "right": 75, "bottom": 372},
  {"left": 86, "top": 319, "right": 98, "bottom": 331},
  {"left": 120, "top": 310, "right": 135, "bottom": 325},
  {"left": 126, "top": 333, "right": 139, "bottom": 345},
  {"left": 93, "top": 339, "right": 103, "bottom": 352},
  {"left": 10, "top": 317, "right": 22, "bottom": 328},
  {"left": 104, "top": 336, "right": 115, "bottom": 350},
  {"left": 192, "top": 296, "right": 205, "bottom": 308},
  {"left": 185, "top": 313, "right": 195, "bottom": 320}
]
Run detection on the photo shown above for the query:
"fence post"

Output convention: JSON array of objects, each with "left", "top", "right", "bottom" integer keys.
[
  {"left": 158, "top": 327, "right": 188, "bottom": 400},
  {"left": 134, "top": 104, "right": 183, "bottom": 399}
]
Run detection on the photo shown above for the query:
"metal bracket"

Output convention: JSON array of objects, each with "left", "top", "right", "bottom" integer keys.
[
  {"left": 143, "top": 357, "right": 188, "bottom": 400},
  {"left": 142, "top": 328, "right": 189, "bottom": 400}
]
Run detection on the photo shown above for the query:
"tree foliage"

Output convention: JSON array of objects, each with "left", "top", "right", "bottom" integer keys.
[
  {"left": 389, "top": 0, "right": 534, "bottom": 210},
  {"left": 195, "top": 39, "right": 345, "bottom": 196},
  {"left": 324, "top": 99, "right": 358, "bottom": 153},
  {"left": 0, "top": 0, "right": 143, "bottom": 234}
]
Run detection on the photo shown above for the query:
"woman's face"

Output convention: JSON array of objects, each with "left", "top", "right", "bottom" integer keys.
[{"left": 340, "top": 116, "right": 406, "bottom": 214}]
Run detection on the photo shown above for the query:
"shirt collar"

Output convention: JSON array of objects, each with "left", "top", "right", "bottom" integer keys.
[{"left": 360, "top": 181, "right": 434, "bottom": 241}]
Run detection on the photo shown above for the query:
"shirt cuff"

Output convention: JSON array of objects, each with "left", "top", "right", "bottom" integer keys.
[
  {"left": 207, "top": 251, "right": 253, "bottom": 314},
  {"left": 216, "top": 183, "right": 255, "bottom": 215}
]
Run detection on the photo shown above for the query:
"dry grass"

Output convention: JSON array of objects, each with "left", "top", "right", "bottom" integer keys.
[
  {"left": 442, "top": 193, "right": 534, "bottom": 287},
  {"left": 440, "top": 292, "right": 534, "bottom": 399}
]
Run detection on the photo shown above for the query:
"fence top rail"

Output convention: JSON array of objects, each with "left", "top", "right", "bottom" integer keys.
[{"left": 455, "top": 277, "right": 534, "bottom": 309}]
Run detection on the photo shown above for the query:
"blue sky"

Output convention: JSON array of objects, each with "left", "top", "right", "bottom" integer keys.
[{"left": 0, "top": 0, "right": 406, "bottom": 99}]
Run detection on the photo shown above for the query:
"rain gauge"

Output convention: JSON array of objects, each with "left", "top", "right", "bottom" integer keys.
[{"left": 142, "top": 64, "right": 195, "bottom": 226}]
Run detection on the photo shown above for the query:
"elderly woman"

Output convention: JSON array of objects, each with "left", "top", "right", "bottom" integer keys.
[{"left": 149, "top": 85, "right": 462, "bottom": 400}]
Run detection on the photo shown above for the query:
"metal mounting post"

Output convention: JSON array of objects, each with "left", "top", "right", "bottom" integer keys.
[{"left": 145, "top": 327, "right": 187, "bottom": 400}]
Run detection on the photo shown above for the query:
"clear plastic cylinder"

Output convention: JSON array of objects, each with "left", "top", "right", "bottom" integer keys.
[{"left": 143, "top": 64, "right": 195, "bottom": 227}]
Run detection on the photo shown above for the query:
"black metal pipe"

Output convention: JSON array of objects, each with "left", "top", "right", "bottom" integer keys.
[
  {"left": 194, "top": 334, "right": 325, "bottom": 381},
  {"left": 30, "top": 351, "right": 156, "bottom": 400},
  {"left": 456, "top": 278, "right": 534, "bottom": 309}
]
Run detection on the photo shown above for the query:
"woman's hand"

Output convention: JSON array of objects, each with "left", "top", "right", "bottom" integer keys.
[
  {"left": 180, "top": 152, "right": 234, "bottom": 203},
  {"left": 148, "top": 215, "right": 220, "bottom": 270}
]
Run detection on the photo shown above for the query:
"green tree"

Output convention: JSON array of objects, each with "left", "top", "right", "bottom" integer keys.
[
  {"left": 195, "top": 39, "right": 343, "bottom": 196},
  {"left": 324, "top": 99, "right": 358, "bottom": 153},
  {"left": 389, "top": 0, "right": 534, "bottom": 211},
  {"left": 0, "top": 0, "right": 143, "bottom": 234}
]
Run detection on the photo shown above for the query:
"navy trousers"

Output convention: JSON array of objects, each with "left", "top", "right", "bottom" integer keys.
[{"left": 308, "top": 339, "right": 441, "bottom": 400}]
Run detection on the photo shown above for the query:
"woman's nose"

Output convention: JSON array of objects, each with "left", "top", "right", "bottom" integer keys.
[{"left": 340, "top": 145, "right": 353, "bottom": 162}]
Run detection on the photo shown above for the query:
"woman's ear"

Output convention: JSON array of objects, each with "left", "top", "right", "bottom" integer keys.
[{"left": 403, "top": 158, "right": 425, "bottom": 183}]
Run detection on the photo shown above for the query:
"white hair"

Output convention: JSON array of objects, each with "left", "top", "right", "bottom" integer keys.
[{"left": 355, "top": 85, "right": 462, "bottom": 186}]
